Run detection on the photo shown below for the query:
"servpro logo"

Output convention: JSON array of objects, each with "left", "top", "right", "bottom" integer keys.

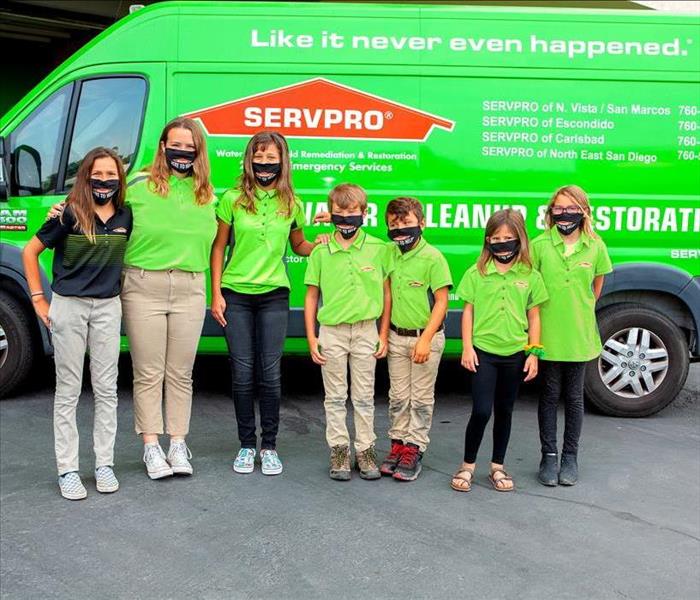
[{"left": 182, "top": 78, "right": 454, "bottom": 142}]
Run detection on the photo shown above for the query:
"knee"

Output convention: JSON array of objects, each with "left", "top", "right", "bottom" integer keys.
[{"left": 469, "top": 405, "right": 491, "bottom": 427}]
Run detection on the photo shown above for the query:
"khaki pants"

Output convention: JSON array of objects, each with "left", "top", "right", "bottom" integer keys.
[
  {"left": 387, "top": 329, "right": 445, "bottom": 452},
  {"left": 49, "top": 293, "right": 121, "bottom": 476},
  {"left": 121, "top": 268, "right": 205, "bottom": 436},
  {"left": 319, "top": 320, "right": 378, "bottom": 452}
]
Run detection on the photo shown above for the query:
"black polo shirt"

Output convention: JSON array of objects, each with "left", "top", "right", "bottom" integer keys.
[{"left": 36, "top": 204, "right": 133, "bottom": 298}]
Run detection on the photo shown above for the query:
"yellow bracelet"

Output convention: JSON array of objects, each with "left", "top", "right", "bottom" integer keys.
[{"left": 524, "top": 344, "right": 545, "bottom": 358}]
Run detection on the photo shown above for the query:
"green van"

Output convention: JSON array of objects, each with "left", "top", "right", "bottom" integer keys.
[{"left": 1, "top": 1, "right": 699, "bottom": 416}]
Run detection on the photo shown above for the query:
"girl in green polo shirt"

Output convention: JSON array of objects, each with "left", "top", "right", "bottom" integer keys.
[
  {"left": 451, "top": 209, "right": 548, "bottom": 493},
  {"left": 210, "top": 131, "right": 329, "bottom": 477},
  {"left": 531, "top": 185, "right": 612, "bottom": 487}
]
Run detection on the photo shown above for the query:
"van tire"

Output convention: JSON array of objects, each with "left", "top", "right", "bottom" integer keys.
[
  {"left": 0, "top": 291, "right": 36, "bottom": 398},
  {"left": 585, "top": 303, "right": 689, "bottom": 417}
]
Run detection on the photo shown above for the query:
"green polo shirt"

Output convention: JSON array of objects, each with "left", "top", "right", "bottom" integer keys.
[
  {"left": 457, "top": 260, "right": 549, "bottom": 356},
  {"left": 124, "top": 175, "right": 217, "bottom": 272},
  {"left": 531, "top": 228, "right": 613, "bottom": 362},
  {"left": 305, "top": 230, "right": 389, "bottom": 326},
  {"left": 216, "top": 188, "right": 305, "bottom": 294},
  {"left": 387, "top": 238, "right": 453, "bottom": 330}
]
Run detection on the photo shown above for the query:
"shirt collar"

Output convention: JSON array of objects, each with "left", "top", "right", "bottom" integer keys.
[
  {"left": 168, "top": 174, "right": 194, "bottom": 187},
  {"left": 255, "top": 187, "right": 277, "bottom": 201},
  {"left": 398, "top": 236, "right": 427, "bottom": 260},
  {"left": 328, "top": 229, "right": 366, "bottom": 254},
  {"left": 550, "top": 226, "right": 590, "bottom": 248},
  {"left": 485, "top": 259, "right": 527, "bottom": 276}
]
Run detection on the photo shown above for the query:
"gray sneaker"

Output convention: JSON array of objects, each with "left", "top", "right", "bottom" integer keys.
[
  {"left": 143, "top": 443, "right": 173, "bottom": 480},
  {"left": 260, "top": 449, "right": 283, "bottom": 476},
  {"left": 233, "top": 448, "right": 256, "bottom": 474},
  {"left": 58, "top": 472, "right": 87, "bottom": 500},
  {"left": 167, "top": 440, "right": 193, "bottom": 476},
  {"left": 95, "top": 466, "right": 119, "bottom": 493}
]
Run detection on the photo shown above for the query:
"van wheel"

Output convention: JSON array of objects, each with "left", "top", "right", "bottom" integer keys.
[
  {"left": 0, "top": 291, "right": 36, "bottom": 398},
  {"left": 585, "top": 303, "right": 689, "bottom": 417}
]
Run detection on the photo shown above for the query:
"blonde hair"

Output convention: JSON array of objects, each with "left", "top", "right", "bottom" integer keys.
[
  {"left": 65, "top": 147, "right": 126, "bottom": 244},
  {"left": 235, "top": 131, "right": 296, "bottom": 217},
  {"left": 476, "top": 209, "right": 531, "bottom": 276},
  {"left": 328, "top": 183, "right": 367, "bottom": 212},
  {"left": 545, "top": 184, "right": 598, "bottom": 239},
  {"left": 148, "top": 117, "right": 214, "bottom": 205}
]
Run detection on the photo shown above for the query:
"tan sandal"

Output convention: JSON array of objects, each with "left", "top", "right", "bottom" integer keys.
[
  {"left": 489, "top": 468, "right": 515, "bottom": 492},
  {"left": 450, "top": 467, "right": 474, "bottom": 492}
]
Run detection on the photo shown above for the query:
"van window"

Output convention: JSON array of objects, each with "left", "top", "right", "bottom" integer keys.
[
  {"left": 10, "top": 84, "right": 71, "bottom": 196},
  {"left": 64, "top": 77, "right": 146, "bottom": 188}
]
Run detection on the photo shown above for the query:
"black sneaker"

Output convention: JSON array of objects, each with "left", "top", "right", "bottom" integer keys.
[
  {"left": 559, "top": 453, "right": 578, "bottom": 486},
  {"left": 538, "top": 453, "right": 559, "bottom": 487},
  {"left": 393, "top": 443, "right": 422, "bottom": 481}
]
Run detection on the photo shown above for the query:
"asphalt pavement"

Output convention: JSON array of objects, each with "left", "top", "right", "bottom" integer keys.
[{"left": 1, "top": 358, "right": 698, "bottom": 600}]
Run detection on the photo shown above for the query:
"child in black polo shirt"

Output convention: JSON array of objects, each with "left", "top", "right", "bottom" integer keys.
[{"left": 22, "top": 147, "right": 132, "bottom": 500}]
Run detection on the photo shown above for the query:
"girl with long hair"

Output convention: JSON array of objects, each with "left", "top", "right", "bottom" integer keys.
[
  {"left": 451, "top": 209, "right": 548, "bottom": 493},
  {"left": 23, "top": 147, "right": 131, "bottom": 499},
  {"left": 210, "top": 131, "right": 329, "bottom": 476},
  {"left": 531, "top": 185, "right": 612, "bottom": 486}
]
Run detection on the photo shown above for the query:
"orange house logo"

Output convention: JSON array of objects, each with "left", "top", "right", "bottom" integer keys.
[{"left": 182, "top": 78, "right": 454, "bottom": 142}]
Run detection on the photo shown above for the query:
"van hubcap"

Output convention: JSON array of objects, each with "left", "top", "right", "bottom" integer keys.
[
  {"left": 598, "top": 327, "right": 668, "bottom": 399},
  {"left": 0, "top": 323, "right": 8, "bottom": 370}
]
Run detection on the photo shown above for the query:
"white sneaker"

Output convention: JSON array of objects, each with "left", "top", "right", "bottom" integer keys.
[
  {"left": 143, "top": 443, "right": 173, "bottom": 480},
  {"left": 233, "top": 448, "right": 256, "bottom": 474},
  {"left": 167, "top": 440, "right": 193, "bottom": 476},
  {"left": 58, "top": 471, "right": 87, "bottom": 500},
  {"left": 95, "top": 466, "right": 119, "bottom": 493},
  {"left": 261, "top": 449, "right": 283, "bottom": 476}
]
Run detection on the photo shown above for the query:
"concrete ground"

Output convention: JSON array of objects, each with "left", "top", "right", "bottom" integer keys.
[{"left": 1, "top": 358, "right": 698, "bottom": 600}]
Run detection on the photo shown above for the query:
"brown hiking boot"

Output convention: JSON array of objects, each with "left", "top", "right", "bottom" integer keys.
[
  {"left": 355, "top": 445, "right": 381, "bottom": 480},
  {"left": 329, "top": 445, "right": 351, "bottom": 481}
]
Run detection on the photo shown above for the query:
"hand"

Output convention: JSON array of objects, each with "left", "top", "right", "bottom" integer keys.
[
  {"left": 523, "top": 354, "right": 539, "bottom": 382},
  {"left": 308, "top": 337, "right": 326, "bottom": 365},
  {"left": 33, "top": 297, "right": 50, "bottom": 328},
  {"left": 210, "top": 293, "right": 227, "bottom": 327},
  {"left": 461, "top": 346, "right": 479, "bottom": 372},
  {"left": 411, "top": 336, "right": 431, "bottom": 364},
  {"left": 313, "top": 211, "right": 331, "bottom": 224},
  {"left": 374, "top": 334, "right": 388, "bottom": 359},
  {"left": 314, "top": 233, "right": 330, "bottom": 245},
  {"left": 47, "top": 202, "right": 65, "bottom": 220}
]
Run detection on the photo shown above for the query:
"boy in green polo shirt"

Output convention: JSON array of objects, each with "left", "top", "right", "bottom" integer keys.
[
  {"left": 379, "top": 197, "right": 453, "bottom": 482},
  {"left": 531, "top": 185, "right": 613, "bottom": 487},
  {"left": 304, "top": 183, "right": 391, "bottom": 481}
]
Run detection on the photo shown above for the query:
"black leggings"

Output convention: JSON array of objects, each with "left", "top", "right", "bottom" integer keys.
[
  {"left": 463, "top": 348, "right": 526, "bottom": 465},
  {"left": 538, "top": 361, "right": 586, "bottom": 456}
]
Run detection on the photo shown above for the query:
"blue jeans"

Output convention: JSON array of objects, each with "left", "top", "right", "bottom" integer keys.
[{"left": 221, "top": 287, "right": 289, "bottom": 450}]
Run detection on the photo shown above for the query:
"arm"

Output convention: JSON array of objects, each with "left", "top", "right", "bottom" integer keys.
[
  {"left": 289, "top": 228, "right": 330, "bottom": 257},
  {"left": 412, "top": 286, "right": 449, "bottom": 364},
  {"left": 210, "top": 219, "right": 230, "bottom": 327},
  {"left": 374, "top": 279, "right": 391, "bottom": 359},
  {"left": 460, "top": 303, "right": 478, "bottom": 371},
  {"left": 593, "top": 275, "right": 605, "bottom": 300},
  {"left": 523, "top": 305, "right": 541, "bottom": 382},
  {"left": 304, "top": 285, "right": 325, "bottom": 365},
  {"left": 21, "top": 237, "right": 50, "bottom": 327}
]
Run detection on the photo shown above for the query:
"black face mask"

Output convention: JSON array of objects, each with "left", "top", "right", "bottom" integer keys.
[
  {"left": 165, "top": 148, "right": 196, "bottom": 173},
  {"left": 489, "top": 239, "right": 520, "bottom": 264},
  {"left": 552, "top": 211, "right": 584, "bottom": 236},
  {"left": 90, "top": 178, "right": 120, "bottom": 205},
  {"left": 252, "top": 162, "right": 281, "bottom": 186},
  {"left": 331, "top": 214, "right": 363, "bottom": 240},
  {"left": 388, "top": 226, "right": 422, "bottom": 253}
]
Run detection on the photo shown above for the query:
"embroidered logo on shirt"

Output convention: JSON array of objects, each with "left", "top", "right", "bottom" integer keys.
[
  {"left": 514, "top": 280, "right": 529, "bottom": 288},
  {"left": 112, "top": 227, "right": 128, "bottom": 234},
  {"left": 578, "top": 261, "right": 593, "bottom": 268},
  {"left": 360, "top": 266, "right": 376, "bottom": 272},
  {"left": 408, "top": 280, "right": 424, "bottom": 288}
]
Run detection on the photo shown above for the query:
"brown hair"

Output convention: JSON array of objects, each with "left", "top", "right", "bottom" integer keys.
[
  {"left": 148, "top": 117, "right": 214, "bottom": 205},
  {"left": 64, "top": 147, "right": 126, "bottom": 244},
  {"left": 385, "top": 196, "right": 424, "bottom": 225},
  {"left": 235, "top": 131, "right": 295, "bottom": 217},
  {"left": 545, "top": 184, "right": 598, "bottom": 239},
  {"left": 476, "top": 209, "right": 531, "bottom": 276},
  {"left": 328, "top": 183, "right": 367, "bottom": 212}
]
